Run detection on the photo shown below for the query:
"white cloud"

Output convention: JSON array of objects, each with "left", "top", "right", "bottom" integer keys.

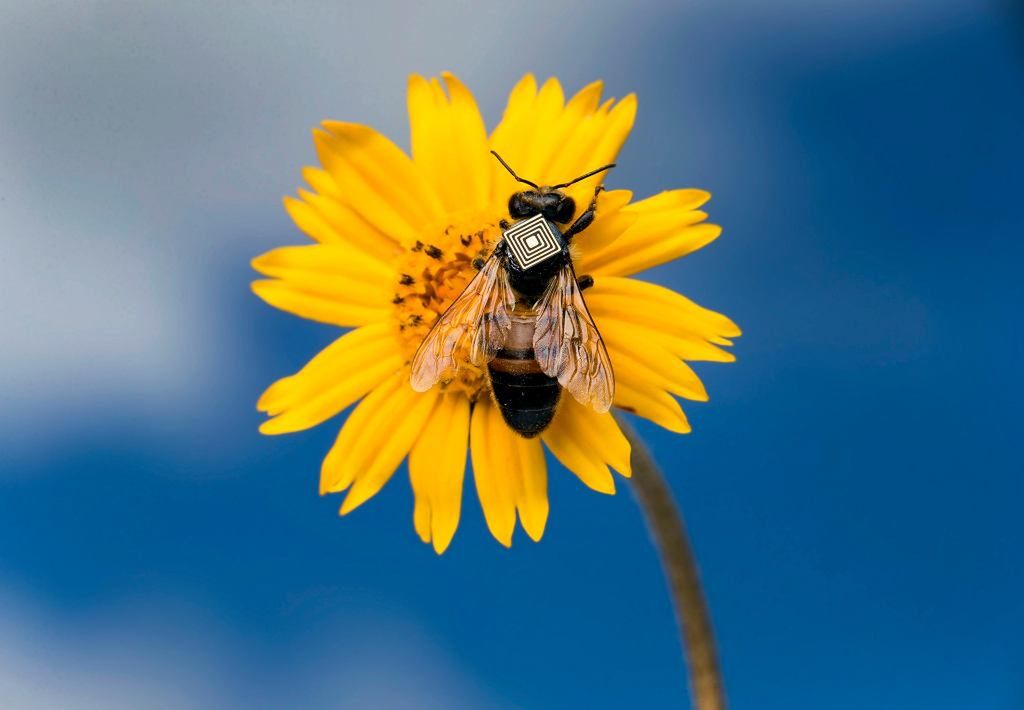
[
  {"left": 0, "top": 593, "right": 227, "bottom": 710},
  {"left": 0, "top": 590, "right": 497, "bottom": 709}
]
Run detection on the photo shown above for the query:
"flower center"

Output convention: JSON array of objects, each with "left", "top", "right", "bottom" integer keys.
[{"left": 393, "top": 220, "right": 504, "bottom": 398}]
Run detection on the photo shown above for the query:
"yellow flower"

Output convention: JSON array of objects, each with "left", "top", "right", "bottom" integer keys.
[{"left": 252, "top": 73, "right": 740, "bottom": 553}]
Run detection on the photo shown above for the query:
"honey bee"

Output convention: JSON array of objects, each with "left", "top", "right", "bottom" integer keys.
[{"left": 410, "top": 151, "right": 616, "bottom": 437}]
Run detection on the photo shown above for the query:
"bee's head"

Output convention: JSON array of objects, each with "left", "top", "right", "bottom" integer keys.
[
  {"left": 508, "top": 189, "right": 576, "bottom": 224},
  {"left": 491, "top": 151, "right": 615, "bottom": 226}
]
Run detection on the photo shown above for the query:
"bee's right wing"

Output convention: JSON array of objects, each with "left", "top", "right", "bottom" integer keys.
[
  {"left": 410, "top": 253, "right": 516, "bottom": 392},
  {"left": 533, "top": 263, "right": 614, "bottom": 412}
]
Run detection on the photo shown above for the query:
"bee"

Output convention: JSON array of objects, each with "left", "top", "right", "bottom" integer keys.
[{"left": 410, "top": 150, "right": 616, "bottom": 437}]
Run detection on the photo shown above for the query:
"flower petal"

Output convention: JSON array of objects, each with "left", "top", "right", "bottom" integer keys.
[
  {"left": 513, "top": 431, "right": 548, "bottom": 543},
  {"left": 250, "top": 279, "right": 390, "bottom": 328},
  {"left": 587, "top": 276, "right": 740, "bottom": 349},
  {"left": 408, "top": 74, "right": 492, "bottom": 216},
  {"left": 584, "top": 276, "right": 738, "bottom": 432},
  {"left": 543, "top": 396, "right": 631, "bottom": 494},
  {"left": 544, "top": 80, "right": 606, "bottom": 181},
  {"left": 339, "top": 385, "right": 439, "bottom": 516},
  {"left": 470, "top": 399, "right": 518, "bottom": 547},
  {"left": 489, "top": 77, "right": 637, "bottom": 221},
  {"left": 251, "top": 244, "right": 394, "bottom": 311},
  {"left": 293, "top": 171, "right": 403, "bottom": 264},
  {"left": 614, "top": 381, "right": 691, "bottom": 434},
  {"left": 409, "top": 393, "right": 470, "bottom": 554},
  {"left": 571, "top": 189, "right": 637, "bottom": 255},
  {"left": 568, "top": 399, "right": 632, "bottom": 477},
  {"left": 562, "top": 94, "right": 638, "bottom": 213},
  {"left": 487, "top": 73, "right": 537, "bottom": 197},
  {"left": 320, "top": 371, "right": 407, "bottom": 494},
  {"left": 602, "top": 332, "right": 709, "bottom": 402},
  {"left": 319, "top": 373, "right": 439, "bottom": 513},
  {"left": 311, "top": 125, "right": 435, "bottom": 246},
  {"left": 257, "top": 323, "right": 402, "bottom": 434},
  {"left": 253, "top": 242, "right": 393, "bottom": 283},
  {"left": 490, "top": 76, "right": 565, "bottom": 188},
  {"left": 581, "top": 189, "right": 720, "bottom": 276}
]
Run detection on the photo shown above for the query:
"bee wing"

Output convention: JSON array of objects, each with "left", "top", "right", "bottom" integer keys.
[
  {"left": 410, "top": 253, "right": 516, "bottom": 392},
  {"left": 533, "top": 265, "right": 614, "bottom": 412}
]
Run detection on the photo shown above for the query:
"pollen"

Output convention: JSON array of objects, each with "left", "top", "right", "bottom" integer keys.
[{"left": 393, "top": 220, "right": 503, "bottom": 397}]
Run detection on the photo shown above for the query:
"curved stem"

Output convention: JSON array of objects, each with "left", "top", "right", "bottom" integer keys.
[{"left": 616, "top": 414, "right": 726, "bottom": 710}]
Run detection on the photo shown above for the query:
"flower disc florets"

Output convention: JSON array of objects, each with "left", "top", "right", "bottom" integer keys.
[{"left": 393, "top": 220, "right": 503, "bottom": 398}]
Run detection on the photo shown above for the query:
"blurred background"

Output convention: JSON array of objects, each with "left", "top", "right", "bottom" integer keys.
[{"left": 2, "top": 1, "right": 1022, "bottom": 707}]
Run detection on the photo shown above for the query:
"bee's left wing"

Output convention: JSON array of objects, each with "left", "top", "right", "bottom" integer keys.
[
  {"left": 533, "top": 265, "right": 614, "bottom": 412},
  {"left": 410, "top": 253, "right": 516, "bottom": 392}
]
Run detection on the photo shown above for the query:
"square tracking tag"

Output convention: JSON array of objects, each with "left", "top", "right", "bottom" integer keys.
[{"left": 502, "top": 213, "right": 563, "bottom": 271}]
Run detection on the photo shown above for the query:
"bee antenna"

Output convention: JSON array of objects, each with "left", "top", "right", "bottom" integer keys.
[
  {"left": 490, "top": 150, "right": 539, "bottom": 189},
  {"left": 550, "top": 162, "right": 617, "bottom": 190}
]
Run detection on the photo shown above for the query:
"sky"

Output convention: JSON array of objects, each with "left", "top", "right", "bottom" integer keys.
[{"left": 1, "top": 1, "right": 1022, "bottom": 708}]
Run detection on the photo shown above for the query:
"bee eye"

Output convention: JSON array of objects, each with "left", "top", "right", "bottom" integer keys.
[
  {"left": 555, "top": 196, "right": 575, "bottom": 223},
  {"left": 509, "top": 192, "right": 532, "bottom": 218}
]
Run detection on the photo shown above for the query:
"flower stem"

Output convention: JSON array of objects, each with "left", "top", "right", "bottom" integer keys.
[{"left": 616, "top": 414, "right": 726, "bottom": 710}]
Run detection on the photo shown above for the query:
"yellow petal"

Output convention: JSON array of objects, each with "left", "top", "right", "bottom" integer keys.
[
  {"left": 581, "top": 188, "right": 720, "bottom": 275},
  {"left": 623, "top": 189, "right": 711, "bottom": 213},
  {"left": 251, "top": 244, "right": 393, "bottom": 310},
  {"left": 544, "top": 80, "right": 606, "bottom": 181},
  {"left": 407, "top": 74, "right": 491, "bottom": 216},
  {"left": 409, "top": 393, "right": 470, "bottom": 554},
  {"left": 257, "top": 324, "right": 402, "bottom": 434},
  {"left": 340, "top": 383, "right": 439, "bottom": 515},
  {"left": 488, "top": 73, "right": 538, "bottom": 201},
  {"left": 571, "top": 189, "right": 637, "bottom": 255},
  {"left": 568, "top": 400, "right": 632, "bottom": 478},
  {"left": 593, "top": 276, "right": 739, "bottom": 332},
  {"left": 250, "top": 279, "right": 389, "bottom": 328},
  {"left": 586, "top": 281, "right": 721, "bottom": 434},
  {"left": 590, "top": 223, "right": 721, "bottom": 277},
  {"left": 411, "top": 488, "right": 431, "bottom": 545},
  {"left": 487, "top": 78, "right": 630, "bottom": 221},
  {"left": 258, "top": 323, "right": 394, "bottom": 413},
  {"left": 470, "top": 399, "right": 518, "bottom": 547},
  {"left": 296, "top": 174, "right": 404, "bottom": 264},
  {"left": 320, "top": 121, "right": 445, "bottom": 225},
  {"left": 488, "top": 74, "right": 537, "bottom": 148},
  {"left": 599, "top": 319, "right": 734, "bottom": 370},
  {"left": 489, "top": 78, "right": 636, "bottom": 219},
  {"left": 602, "top": 334, "right": 709, "bottom": 402},
  {"left": 587, "top": 276, "right": 740, "bottom": 343},
  {"left": 311, "top": 128, "right": 424, "bottom": 246},
  {"left": 543, "top": 402, "right": 616, "bottom": 494},
  {"left": 283, "top": 194, "right": 349, "bottom": 247},
  {"left": 252, "top": 243, "right": 393, "bottom": 285},
  {"left": 513, "top": 431, "right": 548, "bottom": 542},
  {"left": 505, "top": 76, "right": 565, "bottom": 182},
  {"left": 562, "top": 93, "right": 638, "bottom": 212},
  {"left": 320, "top": 371, "right": 405, "bottom": 494},
  {"left": 614, "top": 382, "right": 691, "bottom": 434}
]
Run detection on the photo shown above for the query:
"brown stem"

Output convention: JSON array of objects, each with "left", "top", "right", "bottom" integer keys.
[{"left": 616, "top": 413, "right": 726, "bottom": 710}]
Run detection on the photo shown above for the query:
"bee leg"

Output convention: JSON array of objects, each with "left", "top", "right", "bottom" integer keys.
[
  {"left": 472, "top": 257, "right": 486, "bottom": 270},
  {"left": 562, "top": 185, "right": 605, "bottom": 242},
  {"left": 499, "top": 219, "right": 511, "bottom": 230},
  {"left": 576, "top": 274, "right": 594, "bottom": 291}
]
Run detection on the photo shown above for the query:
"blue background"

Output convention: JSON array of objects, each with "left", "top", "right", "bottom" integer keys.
[{"left": 1, "top": 1, "right": 1021, "bottom": 708}]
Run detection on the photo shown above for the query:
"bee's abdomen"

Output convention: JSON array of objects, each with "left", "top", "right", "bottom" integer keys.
[{"left": 488, "top": 348, "right": 560, "bottom": 438}]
